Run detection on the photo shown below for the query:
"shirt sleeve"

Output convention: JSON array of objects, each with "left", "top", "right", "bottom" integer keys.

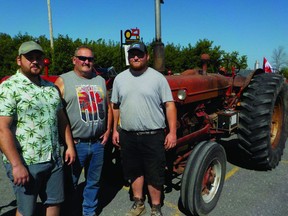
[
  {"left": 160, "top": 77, "right": 174, "bottom": 103},
  {"left": 111, "top": 78, "right": 119, "bottom": 104},
  {"left": 0, "top": 82, "right": 17, "bottom": 116}
]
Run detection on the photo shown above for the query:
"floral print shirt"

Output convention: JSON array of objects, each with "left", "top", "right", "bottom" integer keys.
[{"left": 0, "top": 70, "right": 62, "bottom": 165}]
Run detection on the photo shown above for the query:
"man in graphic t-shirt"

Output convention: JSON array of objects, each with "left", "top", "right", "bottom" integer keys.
[{"left": 55, "top": 45, "right": 112, "bottom": 216}]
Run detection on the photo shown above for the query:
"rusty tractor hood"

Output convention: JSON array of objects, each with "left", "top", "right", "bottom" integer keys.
[{"left": 166, "top": 74, "right": 231, "bottom": 104}]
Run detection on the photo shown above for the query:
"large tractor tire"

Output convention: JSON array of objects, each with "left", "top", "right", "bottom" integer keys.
[
  {"left": 238, "top": 73, "right": 288, "bottom": 170},
  {"left": 181, "top": 141, "right": 226, "bottom": 216}
]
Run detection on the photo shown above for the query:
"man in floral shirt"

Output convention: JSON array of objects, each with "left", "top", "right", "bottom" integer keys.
[{"left": 0, "top": 41, "right": 76, "bottom": 216}]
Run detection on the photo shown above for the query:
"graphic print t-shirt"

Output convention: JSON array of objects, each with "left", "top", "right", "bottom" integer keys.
[{"left": 61, "top": 71, "right": 107, "bottom": 139}]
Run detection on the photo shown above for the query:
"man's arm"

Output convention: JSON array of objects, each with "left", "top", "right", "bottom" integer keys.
[
  {"left": 112, "top": 103, "right": 120, "bottom": 147},
  {"left": 55, "top": 77, "right": 75, "bottom": 164},
  {"left": 100, "top": 94, "right": 113, "bottom": 145},
  {"left": 0, "top": 116, "right": 30, "bottom": 185},
  {"left": 164, "top": 101, "right": 177, "bottom": 150},
  {"left": 58, "top": 109, "right": 76, "bottom": 165},
  {"left": 54, "top": 77, "right": 64, "bottom": 97}
]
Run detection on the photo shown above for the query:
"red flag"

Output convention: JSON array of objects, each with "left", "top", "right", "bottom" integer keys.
[{"left": 263, "top": 57, "right": 273, "bottom": 73}]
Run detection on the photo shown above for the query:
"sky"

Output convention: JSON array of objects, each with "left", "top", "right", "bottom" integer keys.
[{"left": 0, "top": 0, "right": 287, "bottom": 69}]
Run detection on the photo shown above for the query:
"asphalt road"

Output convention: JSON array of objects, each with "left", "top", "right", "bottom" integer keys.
[{"left": 1, "top": 138, "right": 288, "bottom": 216}]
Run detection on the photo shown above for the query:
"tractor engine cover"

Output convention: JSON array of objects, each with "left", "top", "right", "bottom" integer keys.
[{"left": 166, "top": 74, "right": 230, "bottom": 104}]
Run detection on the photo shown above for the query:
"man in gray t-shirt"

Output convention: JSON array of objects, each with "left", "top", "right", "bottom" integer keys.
[{"left": 111, "top": 42, "right": 177, "bottom": 216}]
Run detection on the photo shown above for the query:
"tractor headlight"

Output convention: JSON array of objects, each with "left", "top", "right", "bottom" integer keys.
[{"left": 177, "top": 89, "right": 187, "bottom": 100}]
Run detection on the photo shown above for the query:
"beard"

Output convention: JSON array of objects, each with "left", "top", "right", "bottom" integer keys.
[
  {"left": 129, "top": 61, "right": 147, "bottom": 72},
  {"left": 21, "top": 64, "right": 43, "bottom": 77}
]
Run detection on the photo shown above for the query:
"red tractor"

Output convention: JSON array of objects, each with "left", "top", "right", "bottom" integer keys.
[
  {"left": 97, "top": 58, "right": 288, "bottom": 215},
  {"left": 165, "top": 58, "right": 288, "bottom": 215},
  {"left": 1, "top": 57, "right": 287, "bottom": 216}
]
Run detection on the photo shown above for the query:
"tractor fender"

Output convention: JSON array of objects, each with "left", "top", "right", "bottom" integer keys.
[{"left": 234, "top": 68, "right": 265, "bottom": 90}]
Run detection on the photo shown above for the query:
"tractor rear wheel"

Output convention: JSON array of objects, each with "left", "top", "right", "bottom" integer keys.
[
  {"left": 181, "top": 141, "right": 226, "bottom": 216},
  {"left": 238, "top": 73, "right": 288, "bottom": 170}
]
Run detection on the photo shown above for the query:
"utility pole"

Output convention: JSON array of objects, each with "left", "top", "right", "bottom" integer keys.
[
  {"left": 153, "top": 0, "right": 165, "bottom": 72},
  {"left": 47, "top": 0, "right": 54, "bottom": 50}
]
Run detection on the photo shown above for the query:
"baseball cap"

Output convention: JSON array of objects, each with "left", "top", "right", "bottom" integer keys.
[
  {"left": 128, "top": 42, "right": 147, "bottom": 53},
  {"left": 18, "top": 41, "right": 44, "bottom": 55}
]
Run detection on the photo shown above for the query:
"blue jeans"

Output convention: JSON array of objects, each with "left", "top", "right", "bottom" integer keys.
[{"left": 72, "top": 140, "right": 104, "bottom": 216}]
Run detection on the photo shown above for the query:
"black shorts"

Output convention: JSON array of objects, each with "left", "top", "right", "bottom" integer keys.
[{"left": 119, "top": 129, "right": 166, "bottom": 187}]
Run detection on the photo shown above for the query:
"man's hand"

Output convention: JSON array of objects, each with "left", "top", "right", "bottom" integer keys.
[
  {"left": 112, "top": 130, "right": 120, "bottom": 148},
  {"left": 65, "top": 147, "right": 76, "bottom": 165},
  {"left": 100, "top": 130, "right": 111, "bottom": 145},
  {"left": 12, "top": 163, "right": 29, "bottom": 185},
  {"left": 164, "top": 132, "right": 177, "bottom": 150}
]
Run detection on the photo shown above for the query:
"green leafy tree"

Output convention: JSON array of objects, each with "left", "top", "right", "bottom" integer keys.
[
  {"left": 52, "top": 34, "right": 75, "bottom": 74},
  {"left": 0, "top": 32, "right": 248, "bottom": 78},
  {"left": 92, "top": 39, "right": 121, "bottom": 69},
  {"left": 216, "top": 51, "right": 248, "bottom": 73},
  {"left": 0, "top": 33, "right": 17, "bottom": 77},
  {"left": 280, "top": 67, "right": 288, "bottom": 79},
  {"left": 164, "top": 43, "right": 183, "bottom": 73}
]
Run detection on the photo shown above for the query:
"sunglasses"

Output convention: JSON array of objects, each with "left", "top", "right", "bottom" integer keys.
[
  {"left": 23, "top": 53, "right": 44, "bottom": 62},
  {"left": 128, "top": 52, "right": 145, "bottom": 59},
  {"left": 75, "top": 56, "right": 94, "bottom": 62}
]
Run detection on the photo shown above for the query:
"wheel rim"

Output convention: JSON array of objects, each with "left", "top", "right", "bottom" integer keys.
[
  {"left": 201, "top": 159, "right": 222, "bottom": 203},
  {"left": 271, "top": 97, "right": 283, "bottom": 149}
]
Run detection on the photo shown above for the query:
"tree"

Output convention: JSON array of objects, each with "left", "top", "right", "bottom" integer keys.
[
  {"left": 0, "top": 33, "right": 248, "bottom": 78},
  {"left": 272, "top": 46, "right": 287, "bottom": 72},
  {"left": 217, "top": 51, "right": 247, "bottom": 73},
  {"left": 0, "top": 33, "right": 15, "bottom": 77},
  {"left": 164, "top": 43, "right": 185, "bottom": 73},
  {"left": 280, "top": 67, "right": 288, "bottom": 79},
  {"left": 52, "top": 34, "right": 75, "bottom": 74}
]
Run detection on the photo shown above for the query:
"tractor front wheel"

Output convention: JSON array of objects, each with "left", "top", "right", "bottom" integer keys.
[{"left": 181, "top": 141, "right": 226, "bottom": 216}]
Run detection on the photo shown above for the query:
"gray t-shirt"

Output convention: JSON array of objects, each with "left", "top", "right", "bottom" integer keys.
[
  {"left": 111, "top": 67, "right": 173, "bottom": 131},
  {"left": 61, "top": 71, "right": 108, "bottom": 138}
]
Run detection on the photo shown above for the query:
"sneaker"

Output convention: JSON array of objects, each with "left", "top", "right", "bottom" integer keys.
[
  {"left": 126, "top": 197, "right": 146, "bottom": 216},
  {"left": 151, "top": 204, "right": 163, "bottom": 216}
]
